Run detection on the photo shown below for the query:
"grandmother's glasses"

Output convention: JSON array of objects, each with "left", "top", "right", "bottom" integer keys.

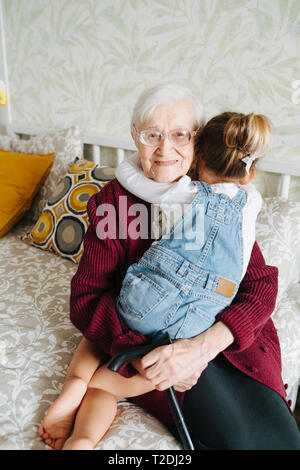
[{"left": 134, "top": 125, "right": 199, "bottom": 147}]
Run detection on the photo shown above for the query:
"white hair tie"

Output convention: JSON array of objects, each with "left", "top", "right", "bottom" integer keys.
[{"left": 241, "top": 153, "right": 259, "bottom": 175}]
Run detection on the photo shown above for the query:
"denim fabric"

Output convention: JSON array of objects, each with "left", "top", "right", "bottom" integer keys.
[{"left": 116, "top": 181, "right": 247, "bottom": 340}]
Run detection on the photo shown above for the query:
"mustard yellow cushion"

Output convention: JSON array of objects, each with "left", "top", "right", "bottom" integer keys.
[{"left": 0, "top": 149, "right": 55, "bottom": 237}]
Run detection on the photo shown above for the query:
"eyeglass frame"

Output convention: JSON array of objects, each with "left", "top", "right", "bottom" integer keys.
[{"left": 133, "top": 125, "right": 200, "bottom": 147}]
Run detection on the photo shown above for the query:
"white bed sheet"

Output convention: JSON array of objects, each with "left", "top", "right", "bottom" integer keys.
[{"left": 0, "top": 219, "right": 299, "bottom": 450}]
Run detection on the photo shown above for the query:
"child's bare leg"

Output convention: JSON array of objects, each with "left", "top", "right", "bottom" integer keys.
[
  {"left": 62, "top": 389, "right": 118, "bottom": 450},
  {"left": 38, "top": 337, "right": 108, "bottom": 450},
  {"left": 63, "top": 365, "right": 154, "bottom": 450}
]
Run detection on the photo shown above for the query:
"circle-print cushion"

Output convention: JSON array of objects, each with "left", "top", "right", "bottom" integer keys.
[{"left": 21, "top": 158, "right": 115, "bottom": 263}]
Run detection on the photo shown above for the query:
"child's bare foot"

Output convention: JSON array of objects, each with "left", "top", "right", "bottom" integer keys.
[
  {"left": 38, "top": 377, "right": 87, "bottom": 450},
  {"left": 62, "top": 437, "right": 94, "bottom": 450}
]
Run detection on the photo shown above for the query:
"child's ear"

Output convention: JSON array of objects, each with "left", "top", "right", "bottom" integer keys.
[{"left": 240, "top": 168, "right": 256, "bottom": 185}]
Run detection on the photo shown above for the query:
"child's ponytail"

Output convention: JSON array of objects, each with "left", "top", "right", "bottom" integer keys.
[{"left": 195, "top": 112, "right": 272, "bottom": 179}]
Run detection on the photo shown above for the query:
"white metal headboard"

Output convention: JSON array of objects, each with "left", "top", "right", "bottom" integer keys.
[
  {"left": 256, "top": 158, "right": 299, "bottom": 199},
  {"left": 11, "top": 123, "right": 136, "bottom": 167},
  {"left": 9, "top": 124, "right": 300, "bottom": 200}
]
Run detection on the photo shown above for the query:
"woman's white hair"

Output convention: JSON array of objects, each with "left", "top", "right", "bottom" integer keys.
[{"left": 131, "top": 84, "right": 205, "bottom": 130}]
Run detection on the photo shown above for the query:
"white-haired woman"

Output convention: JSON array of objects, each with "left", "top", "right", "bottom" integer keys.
[{"left": 39, "top": 85, "right": 300, "bottom": 450}]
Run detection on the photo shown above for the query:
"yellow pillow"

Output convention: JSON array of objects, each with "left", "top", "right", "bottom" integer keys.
[{"left": 0, "top": 149, "right": 55, "bottom": 237}]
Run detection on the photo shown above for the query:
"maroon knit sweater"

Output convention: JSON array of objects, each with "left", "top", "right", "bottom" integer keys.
[{"left": 70, "top": 179, "right": 288, "bottom": 423}]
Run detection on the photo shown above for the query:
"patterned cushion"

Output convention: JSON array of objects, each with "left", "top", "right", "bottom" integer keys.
[
  {"left": 256, "top": 197, "right": 300, "bottom": 306},
  {"left": 2, "top": 126, "right": 83, "bottom": 224},
  {"left": 21, "top": 158, "right": 115, "bottom": 263},
  {"left": 272, "top": 281, "right": 300, "bottom": 388}
]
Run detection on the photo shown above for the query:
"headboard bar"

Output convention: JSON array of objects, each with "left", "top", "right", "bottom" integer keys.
[
  {"left": 117, "top": 148, "right": 125, "bottom": 166},
  {"left": 10, "top": 125, "right": 137, "bottom": 151},
  {"left": 256, "top": 158, "right": 300, "bottom": 198},
  {"left": 278, "top": 175, "right": 291, "bottom": 199},
  {"left": 92, "top": 145, "right": 101, "bottom": 165},
  {"left": 9, "top": 125, "right": 300, "bottom": 199},
  {"left": 84, "top": 132, "right": 136, "bottom": 151},
  {"left": 256, "top": 158, "right": 300, "bottom": 178}
]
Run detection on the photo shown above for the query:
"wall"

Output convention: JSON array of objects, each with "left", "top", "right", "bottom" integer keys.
[{"left": 2, "top": 0, "right": 300, "bottom": 196}]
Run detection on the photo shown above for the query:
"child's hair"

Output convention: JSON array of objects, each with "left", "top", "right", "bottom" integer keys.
[{"left": 194, "top": 111, "right": 272, "bottom": 179}]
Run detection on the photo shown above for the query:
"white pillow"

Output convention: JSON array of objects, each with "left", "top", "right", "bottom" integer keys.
[
  {"left": 7, "top": 126, "right": 83, "bottom": 223},
  {"left": 0, "top": 125, "right": 18, "bottom": 150},
  {"left": 256, "top": 197, "right": 300, "bottom": 306},
  {"left": 271, "top": 281, "right": 300, "bottom": 388}
]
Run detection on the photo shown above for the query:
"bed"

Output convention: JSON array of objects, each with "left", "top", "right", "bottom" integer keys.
[{"left": 0, "top": 125, "right": 299, "bottom": 450}]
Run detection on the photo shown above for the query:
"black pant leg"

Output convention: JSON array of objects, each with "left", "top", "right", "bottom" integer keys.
[{"left": 170, "top": 354, "right": 300, "bottom": 450}]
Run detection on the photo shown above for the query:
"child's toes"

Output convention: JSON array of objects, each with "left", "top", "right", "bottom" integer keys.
[
  {"left": 38, "top": 425, "right": 50, "bottom": 441},
  {"left": 45, "top": 437, "right": 53, "bottom": 447},
  {"left": 54, "top": 438, "right": 66, "bottom": 450}
]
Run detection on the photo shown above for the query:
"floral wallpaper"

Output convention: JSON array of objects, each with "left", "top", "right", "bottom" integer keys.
[{"left": 2, "top": 0, "right": 300, "bottom": 196}]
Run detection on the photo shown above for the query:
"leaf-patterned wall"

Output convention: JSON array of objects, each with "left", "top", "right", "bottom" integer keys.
[{"left": 2, "top": 0, "right": 300, "bottom": 197}]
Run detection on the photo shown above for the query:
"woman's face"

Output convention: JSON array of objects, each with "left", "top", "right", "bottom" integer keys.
[{"left": 133, "top": 100, "right": 197, "bottom": 183}]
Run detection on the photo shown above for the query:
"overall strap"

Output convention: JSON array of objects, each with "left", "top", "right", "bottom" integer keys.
[
  {"left": 231, "top": 186, "right": 248, "bottom": 210},
  {"left": 194, "top": 181, "right": 212, "bottom": 195}
]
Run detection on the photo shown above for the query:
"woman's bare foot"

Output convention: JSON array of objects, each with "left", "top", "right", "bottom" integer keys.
[
  {"left": 63, "top": 437, "right": 94, "bottom": 450},
  {"left": 38, "top": 377, "right": 87, "bottom": 450}
]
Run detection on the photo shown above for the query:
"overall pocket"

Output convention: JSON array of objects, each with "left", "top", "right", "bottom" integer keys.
[{"left": 119, "top": 272, "right": 168, "bottom": 319}]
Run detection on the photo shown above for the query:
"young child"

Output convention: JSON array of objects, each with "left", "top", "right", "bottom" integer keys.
[{"left": 38, "top": 111, "right": 271, "bottom": 450}]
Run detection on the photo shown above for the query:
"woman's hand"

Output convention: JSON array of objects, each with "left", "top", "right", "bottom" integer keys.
[
  {"left": 133, "top": 322, "right": 234, "bottom": 392},
  {"left": 140, "top": 338, "right": 207, "bottom": 392}
]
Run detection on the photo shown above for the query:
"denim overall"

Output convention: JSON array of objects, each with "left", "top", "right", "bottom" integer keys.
[{"left": 116, "top": 181, "right": 248, "bottom": 340}]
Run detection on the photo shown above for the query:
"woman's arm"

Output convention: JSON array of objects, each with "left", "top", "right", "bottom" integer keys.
[
  {"left": 216, "top": 241, "right": 279, "bottom": 352},
  {"left": 137, "top": 242, "right": 279, "bottom": 391}
]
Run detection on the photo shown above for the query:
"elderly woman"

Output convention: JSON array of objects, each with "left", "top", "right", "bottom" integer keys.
[{"left": 40, "top": 85, "right": 300, "bottom": 450}]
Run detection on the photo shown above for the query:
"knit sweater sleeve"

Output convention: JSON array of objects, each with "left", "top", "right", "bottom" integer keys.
[
  {"left": 216, "top": 241, "right": 279, "bottom": 352},
  {"left": 69, "top": 181, "right": 148, "bottom": 364}
]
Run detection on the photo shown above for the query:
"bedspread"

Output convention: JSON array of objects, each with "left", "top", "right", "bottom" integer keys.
[
  {"left": 0, "top": 219, "right": 299, "bottom": 449},
  {"left": 0, "top": 220, "right": 180, "bottom": 450}
]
